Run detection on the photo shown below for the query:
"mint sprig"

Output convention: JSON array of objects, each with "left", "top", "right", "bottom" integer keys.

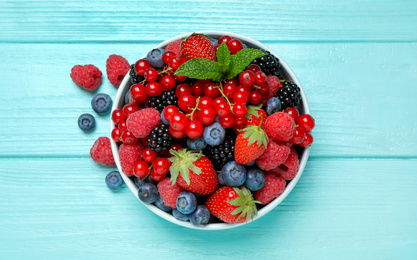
[{"left": 174, "top": 43, "right": 265, "bottom": 81}]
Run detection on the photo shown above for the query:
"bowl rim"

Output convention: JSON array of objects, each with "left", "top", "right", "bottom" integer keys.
[{"left": 110, "top": 31, "right": 310, "bottom": 230}]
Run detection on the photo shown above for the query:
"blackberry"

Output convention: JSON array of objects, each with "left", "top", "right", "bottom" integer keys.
[
  {"left": 129, "top": 64, "right": 145, "bottom": 84},
  {"left": 250, "top": 50, "right": 280, "bottom": 76},
  {"left": 147, "top": 89, "right": 178, "bottom": 112},
  {"left": 147, "top": 124, "right": 173, "bottom": 152},
  {"left": 205, "top": 132, "right": 235, "bottom": 171},
  {"left": 276, "top": 81, "right": 301, "bottom": 110}
]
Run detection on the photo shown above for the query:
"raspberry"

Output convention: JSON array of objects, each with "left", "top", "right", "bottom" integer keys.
[
  {"left": 90, "top": 137, "right": 115, "bottom": 166},
  {"left": 119, "top": 143, "right": 144, "bottom": 177},
  {"left": 254, "top": 172, "right": 286, "bottom": 204},
  {"left": 256, "top": 140, "right": 291, "bottom": 171},
  {"left": 264, "top": 112, "right": 295, "bottom": 142},
  {"left": 157, "top": 178, "right": 184, "bottom": 208},
  {"left": 106, "top": 55, "right": 130, "bottom": 87},
  {"left": 272, "top": 147, "right": 299, "bottom": 181},
  {"left": 267, "top": 75, "right": 282, "bottom": 96},
  {"left": 70, "top": 64, "right": 102, "bottom": 90},
  {"left": 126, "top": 108, "right": 161, "bottom": 138},
  {"left": 166, "top": 39, "right": 182, "bottom": 56}
]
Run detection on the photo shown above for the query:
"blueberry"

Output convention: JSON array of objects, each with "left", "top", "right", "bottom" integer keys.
[
  {"left": 146, "top": 48, "right": 166, "bottom": 69},
  {"left": 245, "top": 168, "right": 265, "bottom": 191},
  {"left": 154, "top": 194, "right": 172, "bottom": 212},
  {"left": 266, "top": 97, "right": 282, "bottom": 115},
  {"left": 91, "top": 93, "right": 112, "bottom": 114},
  {"left": 78, "top": 113, "right": 95, "bottom": 131},
  {"left": 218, "top": 172, "right": 226, "bottom": 185},
  {"left": 190, "top": 205, "right": 210, "bottom": 226},
  {"left": 133, "top": 175, "right": 155, "bottom": 189},
  {"left": 138, "top": 183, "right": 158, "bottom": 203},
  {"left": 242, "top": 42, "right": 248, "bottom": 49},
  {"left": 105, "top": 171, "right": 124, "bottom": 190},
  {"left": 245, "top": 160, "right": 256, "bottom": 167},
  {"left": 203, "top": 122, "right": 225, "bottom": 146},
  {"left": 160, "top": 107, "right": 170, "bottom": 126},
  {"left": 176, "top": 191, "right": 198, "bottom": 214},
  {"left": 172, "top": 209, "right": 190, "bottom": 222},
  {"left": 125, "top": 86, "right": 132, "bottom": 105},
  {"left": 221, "top": 161, "right": 247, "bottom": 186},
  {"left": 187, "top": 137, "right": 207, "bottom": 151},
  {"left": 210, "top": 38, "right": 218, "bottom": 46}
]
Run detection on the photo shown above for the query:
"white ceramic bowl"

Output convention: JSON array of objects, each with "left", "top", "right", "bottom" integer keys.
[{"left": 110, "top": 31, "right": 310, "bottom": 230}]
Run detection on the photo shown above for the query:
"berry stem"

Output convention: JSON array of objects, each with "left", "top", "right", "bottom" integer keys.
[
  {"left": 215, "top": 81, "right": 234, "bottom": 112},
  {"left": 186, "top": 96, "right": 201, "bottom": 120}
]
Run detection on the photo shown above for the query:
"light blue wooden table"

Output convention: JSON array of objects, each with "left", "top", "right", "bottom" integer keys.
[{"left": 1, "top": 0, "right": 417, "bottom": 259}]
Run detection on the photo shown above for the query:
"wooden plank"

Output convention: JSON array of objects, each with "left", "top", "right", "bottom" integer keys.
[
  {"left": 0, "top": 0, "right": 416, "bottom": 43},
  {"left": 0, "top": 158, "right": 416, "bottom": 258},
  {"left": 0, "top": 42, "right": 416, "bottom": 157}
]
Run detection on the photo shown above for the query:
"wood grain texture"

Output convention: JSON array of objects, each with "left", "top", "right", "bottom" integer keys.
[
  {"left": 0, "top": 42, "right": 416, "bottom": 157},
  {"left": 0, "top": 158, "right": 416, "bottom": 259},
  {"left": 0, "top": 0, "right": 417, "bottom": 43}
]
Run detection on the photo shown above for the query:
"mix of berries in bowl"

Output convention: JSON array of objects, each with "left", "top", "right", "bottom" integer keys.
[{"left": 108, "top": 32, "right": 314, "bottom": 229}]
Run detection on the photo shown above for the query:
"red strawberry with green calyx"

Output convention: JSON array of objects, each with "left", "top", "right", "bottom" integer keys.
[
  {"left": 235, "top": 115, "right": 269, "bottom": 165},
  {"left": 205, "top": 186, "right": 260, "bottom": 224},
  {"left": 245, "top": 104, "right": 267, "bottom": 129},
  {"left": 180, "top": 33, "right": 216, "bottom": 61},
  {"left": 168, "top": 148, "right": 218, "bottom": 195}
]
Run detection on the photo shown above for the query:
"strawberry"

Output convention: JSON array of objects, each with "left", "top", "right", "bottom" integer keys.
[
  {"left": 168, "top": 148, "right": 218, "bottom": 195},
  {"left": 180, "top": 33, "right": 216, "bottom": 61},
  {"left": 205, "top": 186, "right": 260, "bottom": 224},
  {"left": 234, "top": 115, "right": 269, "bottom": 165},
  {"left": 245, "top": 104, "right": 267, "bottom": 129}
]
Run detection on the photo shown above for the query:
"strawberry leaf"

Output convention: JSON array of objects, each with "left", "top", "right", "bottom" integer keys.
[
  {"left": 174, "top": 58, "right": 223, "bottom": 81},
  {"left": 245, "top": 104, "right": 263, "bottom": 120},
  {"left": 216, "top": 42, "right": 231, "bottom": 73},
  {"left": 224, "top": 49, "right": 266, "bottom": 79}
]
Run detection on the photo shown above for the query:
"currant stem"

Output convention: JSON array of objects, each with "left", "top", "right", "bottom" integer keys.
[
  {"left": 186, "top": 96, "right": 201, "bottom": 120},
  {"left": 215, "top": 81, "right": 234, "bottom": 112}
]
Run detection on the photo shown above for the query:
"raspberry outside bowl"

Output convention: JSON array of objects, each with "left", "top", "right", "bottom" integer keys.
[{"left": 110, "top": 31, "right": 310, "bottom": 230}]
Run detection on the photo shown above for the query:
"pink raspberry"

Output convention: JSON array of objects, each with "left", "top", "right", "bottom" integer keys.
[
  {"left": 157, "top": 178, "right": 184, "bottom": 208},
  {"left": 90, "top": 137, "right": 115, "bottom": 166},
  {"left": 262, "top": 75, "right": 282, "bottom": 105},
  {"left": 265, "top": 112, "right": 295, "bottom": 142},
  {"left": 119, "top": 143, "right": 144, "bottom": 177},
  {"left": 254, "top": 172, "right": 286, "bottom": 204},
  {"left": 127, "top": 108, "right": 161, "bottom": 138},
  {"left": 256, "top": 140, "right": 291, "bottom": 171},
  {"left": 166, "top": 39, "right": 182, "bottom": 56},
  {"left": 106, "top": 54, "right": 130, "bottom": 87},
  {"left": 272, "top": 147, "right": 299, "bottom": 181},
  {"left": 71, "top": 64, "right": 102, "bottom": 90}
]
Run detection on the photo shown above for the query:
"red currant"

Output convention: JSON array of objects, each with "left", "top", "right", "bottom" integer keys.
[
  {"left": 185, "top": 119, "right": 204, "bottom": 138},
  {"left": 220, "top": 115, "right": 234, "bottom": 128},
  {"left": 300, "top": 132, "right": 313, "bottom": 147},
  {"left": 239, "top": 70, "right": 255, "bottom": 87},
  {"left": 169, "top": 112, "right": 188, "bottom": 131},
  {"left": 236, "top": 86, "right": 251, "bottom": 97},
  {"left": 168, "top": 143, "right": 182, "bottom": 152},
  {"left": 215, "top": 102, "right": 230, "bottom": 117},
  {"left": 232, "top": 103, "right": 247, "bottom": 117},
  {"left": 233, "top": 92, "right": 249, "bottom": 104},
  {"left": 178, "top": 94, "right": 197, "bottom": 112},
  {"left": 223, "top": 83, "right": 237, "bottom": 99},
  {"left": 204, "top": 82, "right": 221, "bottom": 98},
  {"left": 133, "top": 161, "right": 150, "bottom": 178},
  {"left": 111, "top": 127, "right": 122, "bottom": 142},
  {"left": 111, "top": 109, "right": 126, "bottom": 125},
  {"left": 254, "top": 71, "right": 266, "bottom": 85},
  {"left": 284, "top": 107, "right": 299, "bottom": 122},
  {"left": 249, "top": 90, "right": 262, "bottom": 104},
  {"left": 163, "top": 105, "right": 179, "bottom": 122},
  {"left": 134, "top": 59, "right": 152, "bottom": 76},
  {"left": 198, "top": 107, "right": 216, "bottom": 125},
  {"left": 260, "top": 81, "right": 270, "bottom": 95},
  {"left": 146, "top": 82, "right": 163, "bottom": 96},
  {"left": 225, "top": 78, "right": 238, "bottom": 86},
  {"left": 198, "top": 96, "right": 213, "bottom": 109},
  {"left": 169, "top": 126, "right": 186, "bottom": 139},
  {"left": 246, "top": 64, "right": 261, "bottom": 73},
  {"left": 162, "top": 51, "right": 175, "bottom": 64},
  {"left": 234, "top": 116, "right": 247, "bottom": 127},
  {"left": 298, "top": 114, "right": 315, "bottom": 132},
  {"left": 175, "top": 83, "right": 192, "bottom": 98},
  {"left": 144, "top": 68, "right": 158, "bottom": 82},
  {"left": 160, "top": 75, "right": 176, "bottom": 90},
  {"left": 169, "top": 55, "right": 187, "bottom": 70},
  {"left": 121, "top": 130, "right": 138, "bottom": 145},
  {"left": 227, "top": 39, "right": 243, "bottom": 54},
  {"left": 291, "top": 126, "right": 305, "bottom": 145},
  {"left": 191, "top": 80, "right": 208, "bottom": 96},
  {"left": 218, "top": 35, "right": 232, "bottom": 45},
  {"left": 153, "top": 158, "right": 171, "bottom": 175},
  {"left": 150, "top": 169, "right": 165, "bottom": 181},
  {"left": 130, "top": 83, "right": 148, "bottom": 102},
  {"left": 118, "top": 120, "right": 127, "bottom": 132},
  {"left": 123, "top": 104, "right": 139, "bottom": 118},
  {"left": 142, "top": 149, "right": 156, "bottom": 164},
  {"left": 175, "top": 75, "right": 187, "bottom": 82}
]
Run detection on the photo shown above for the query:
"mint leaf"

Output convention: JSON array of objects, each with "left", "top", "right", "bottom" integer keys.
[
  {"left": 216, "top": 42, "right": 231, "bottom": 73},
  {"left": 224, "top": 49, "right": 266, "bottom": 79},
  {"left": 175, "top": 58, "right": 223, "bottom": 81}
]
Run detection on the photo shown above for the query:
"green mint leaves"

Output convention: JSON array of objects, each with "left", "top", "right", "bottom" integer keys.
[{"left": 174, "top": 42, "right": 265, "bottom": 81}]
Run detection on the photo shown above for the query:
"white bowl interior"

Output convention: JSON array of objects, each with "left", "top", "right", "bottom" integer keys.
[{"left": 110, "top": 31, "right": 310, "bottom": 230}]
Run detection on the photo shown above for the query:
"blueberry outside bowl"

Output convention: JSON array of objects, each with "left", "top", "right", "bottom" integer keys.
[{"left": 110, "top": 31, "right": 310, "bottom": 230}]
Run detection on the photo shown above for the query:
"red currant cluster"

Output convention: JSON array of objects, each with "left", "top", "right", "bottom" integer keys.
[
  {"left": 285, "top": 107, "right": 315, "bottom": 147},
  {"left": 111, "top": 105, "right": 141, "bottom": 145}
]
